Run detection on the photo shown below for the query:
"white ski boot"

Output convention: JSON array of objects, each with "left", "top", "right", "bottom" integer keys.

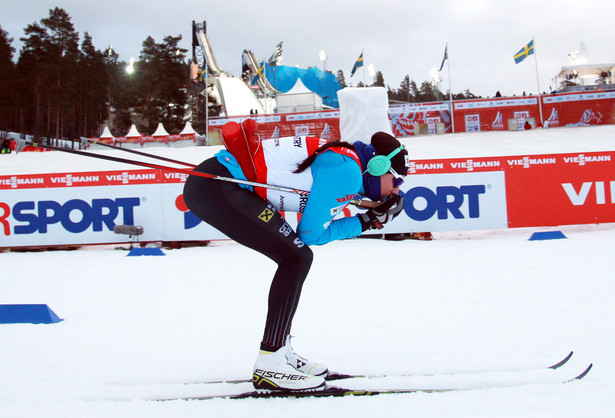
[
  {"left": 284, "top": 336, "right": 328, "bottom": 377},
  {"left": 253, "top": 338, "right": 327, "bottom": 391}
]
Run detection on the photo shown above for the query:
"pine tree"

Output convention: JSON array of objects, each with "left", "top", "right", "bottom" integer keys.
[
  {"left": 41, "top": 7, "right": 80, "bottom": 139},
  {"left": 371, "top": 71, "right": 385, "bottom": 87},
  {"left": 78, "top": 33, "right": 108, "bottom": 137},
  {"left": 397, "top": 75, "right": 413, "bottom": 102},
  {"left": 418, "top": 81, "right": 436, "bottom": 102},
  {"left": 0, "top": 25, "right": 16, "bottom": 132},
  {"left": 133, "top": 35, "right": 188, "bottom": 134},
  {"left": 104, "top": 47, "right": 136, "bottom": 136},
  {"left": 409, "top": 80, "right": 419, "bottom": 102},
  {"left": 17, "top": 7, "right": 81, "bottom": 139},
  {"left": 336, "top": 70, "right": 347, "bottom": 88}
]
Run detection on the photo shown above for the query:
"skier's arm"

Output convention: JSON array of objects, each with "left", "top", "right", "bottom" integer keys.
[{"left": 297, "top": 152, "right": 363, "bottom": 246}]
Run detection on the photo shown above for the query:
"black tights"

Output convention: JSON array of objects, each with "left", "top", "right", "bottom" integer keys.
[{"left": 183, "top": 158, "right": 313, "bottom": 351}]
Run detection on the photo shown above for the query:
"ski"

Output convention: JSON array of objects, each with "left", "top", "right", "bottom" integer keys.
[
  {"left": 160, "top": 386, "right": 451, "bottom": 401},
  {"left": 157, "top": 363, "right": 592, "bottom": 401},
  {"left": 326, "top": 350, "right": 575, "bottom": 381},
  {"left": 185, "top": 350, "right": 575, "bottom": 386}
]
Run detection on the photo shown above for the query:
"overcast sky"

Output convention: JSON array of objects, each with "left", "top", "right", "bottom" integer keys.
[{"left": 2, "top": 0, "right": 613, "bottom": 98}]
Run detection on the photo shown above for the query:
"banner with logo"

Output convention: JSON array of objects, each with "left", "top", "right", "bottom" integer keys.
[
  {"left": 452, "top": 92, "right": 615, "bottom": 131},
  {"left": 1, "top": 149, "right": 614, "bottom": 247},
  {"left": 505, "top": 151, "right": 615, "bottom": 226},
  {"left": 208, "top": 111, "right": 341, "bottom": 144}
]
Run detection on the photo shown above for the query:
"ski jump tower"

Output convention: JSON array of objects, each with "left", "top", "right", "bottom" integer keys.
[{"left": 191, "top": 21, "right": 264, "bottom": 117}]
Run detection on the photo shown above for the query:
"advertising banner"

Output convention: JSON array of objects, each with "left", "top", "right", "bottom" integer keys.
[
  {"left": 505, "top": 151, "right": 615, "bottom": 227},
  {"left": 542, "top": 91, "right": 615, "bottom": 128},
  {"left": 392, "top": 171, "right": 508, "bottom": 232},
  {"left": 452, "top": 92, "right": 615, "bottom": 132},
  {"left": 388, "top": 102, "right": 452, "bottom": 136},
  {"left": 453, "top": 97, "right": 538, "bottom": 132},
  {"left": 2, "top": 149, "right": 615, "bottom": 248},
  {"left": 208, "top": 110, "right": 341, "bottom": 143}
]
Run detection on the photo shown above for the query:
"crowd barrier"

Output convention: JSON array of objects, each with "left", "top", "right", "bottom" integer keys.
[{"left": 206, "top": 90, "right": 615, "bottom": 140}]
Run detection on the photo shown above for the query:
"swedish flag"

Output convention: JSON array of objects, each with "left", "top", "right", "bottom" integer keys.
[
  {"left": 350, "top": 51, "right": 364, "bottom": 77},
  {"left": 438, "top": 45, "right": 448, "bottom": 71},
  {"left": 251, "top": 62, "right": 265, "bottom": 85},
  {"left": 514, "top": 40, "right": 534, "bottom": 64}
]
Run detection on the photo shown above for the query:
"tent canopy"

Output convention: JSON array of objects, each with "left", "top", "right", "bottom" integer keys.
[
  {"left": 100, "top": 126, "right": 114, "bottom": 139},
  {"left": 276, "top": 78, "right": 323, "bottom": 113},
  {"left": 125, "top": 124, "right": 141, "bottom": 138},
  {"left": 152, "top": 123, "right": 169, "bottom": 137},
  {"left": 262, "top": 65, "right": 341, "bottom": 108},
  {"left": 556, "top": 63, "right": 615, "bottom": 80}
]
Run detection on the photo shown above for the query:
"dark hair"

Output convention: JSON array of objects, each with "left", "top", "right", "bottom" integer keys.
[{"left": 294, "top": 140, "right": 356, "bottom": 174}]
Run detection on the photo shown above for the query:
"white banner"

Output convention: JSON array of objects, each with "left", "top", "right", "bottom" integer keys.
[
  {"left": 1, "top": 169, "right": 508, "bottom": 247},
  {"left": 376, "top": 171, "right": 508, "bottom": 233}
]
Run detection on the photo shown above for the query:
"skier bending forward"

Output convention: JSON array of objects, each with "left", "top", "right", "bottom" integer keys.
[{"left": 183, "top": 121, "right": 408, "bottom": 391}]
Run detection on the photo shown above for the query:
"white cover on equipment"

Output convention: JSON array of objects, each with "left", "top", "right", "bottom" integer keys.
[{"left": 338, "top": 87, "right": 393, "bottom": 143}]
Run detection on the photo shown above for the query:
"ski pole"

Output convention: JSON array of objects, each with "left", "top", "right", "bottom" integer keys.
[
  {"left": 17, "top": 139, "right": 312, "bottom": 195},
  {"left": 82, "top": 137, "right": 197, "bottom": 168},
  {"left": 15, "top": 139, "right": 378, "bottom": 208}
]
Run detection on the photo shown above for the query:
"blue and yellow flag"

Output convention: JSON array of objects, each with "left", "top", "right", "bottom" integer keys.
[
  {"left": 514, "top": 40, "right": 534, "bottom": 64},
  {"left": 350, "top": 51, "right": 364, "bottom": 77},
  {"left": 438, "top": 45, "right": 448, "bottom": 71},
  {"left": 251, "top": 62, "right": 265, "bottom": 85}
]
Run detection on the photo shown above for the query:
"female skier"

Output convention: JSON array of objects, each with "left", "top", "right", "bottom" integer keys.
[{"left": 183, "top": 120, "right": 408, "bottom": 391}]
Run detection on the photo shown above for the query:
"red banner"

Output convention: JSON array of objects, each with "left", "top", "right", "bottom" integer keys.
[
  {"left": 504, "top": 151, "right": 615, "bottom": 227},
  {"left": 208, "top": 111, "right": 341, "bottom": 144},
  {"left": 452, "top": 91, "right": 615, "bottom": 132},
  {"left": 404, "top": 150, "right": 615, "bottom": 228}
]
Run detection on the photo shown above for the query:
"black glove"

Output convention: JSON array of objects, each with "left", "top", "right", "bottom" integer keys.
[{"left": 358, "top": 194, "right": 405, "bottom": 231}]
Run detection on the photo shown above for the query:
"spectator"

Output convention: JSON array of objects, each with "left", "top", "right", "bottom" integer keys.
[{"left": 1, "top": 139, "right": 12, "bottom": 154}]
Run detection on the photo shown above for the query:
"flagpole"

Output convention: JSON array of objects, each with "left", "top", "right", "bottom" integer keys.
[
  {"left": 532, "top": 37, "right": 544, "bottom": 126},
  {"left": 363, "top": 50, "right": 366, "bottom": 85},
  {"left": 446, "top": 43, "right": 455, "bottom": 133}
]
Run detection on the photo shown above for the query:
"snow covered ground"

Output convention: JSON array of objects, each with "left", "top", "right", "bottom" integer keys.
[{"left": 1, "top": 125, "right": 615, "bottom": 417}]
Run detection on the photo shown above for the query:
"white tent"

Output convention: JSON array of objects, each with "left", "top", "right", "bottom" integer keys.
[
  {"left": 99, "top": 126, "right": 114, "bottom": 139},
  {"left": 178, "top": 121, "right": 206, "bottom": 146},
  {"left": 276, "top": 78, "right": 323, "bottom": 113},
  {"left": 152, "top": 123, "right": 169, "bottom": 137},
  {"left": 556, "top": 63, "right": 615, "bottom": 80},
  {"left": 556, "top": 63, "right": 615, "bottom": 89},
  {"left": 125, "top": 124, "right": 141, "bottom": 138},
  {"left": 119, "top": 124, "right": 142, "bottom": 148},
  {"left": 180, "top": 121, "right": 197, "bottom": 135}
]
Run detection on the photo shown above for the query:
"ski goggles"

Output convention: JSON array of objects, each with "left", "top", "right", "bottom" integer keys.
[{"left": 389, "top": 167, "right": 405, "bottom": 188}]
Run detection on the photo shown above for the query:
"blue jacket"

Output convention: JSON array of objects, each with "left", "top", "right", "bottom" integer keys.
[{"left": 216, "top": 149, "right": 363, "bottom": 246}]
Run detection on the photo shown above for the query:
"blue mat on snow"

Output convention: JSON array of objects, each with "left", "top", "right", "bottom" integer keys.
[
  {"left": 0, "top": 304, "right": 63, "bottom": 324},
  {"left": 528, "top": 231, "right": 567, "bottom": 241}
]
